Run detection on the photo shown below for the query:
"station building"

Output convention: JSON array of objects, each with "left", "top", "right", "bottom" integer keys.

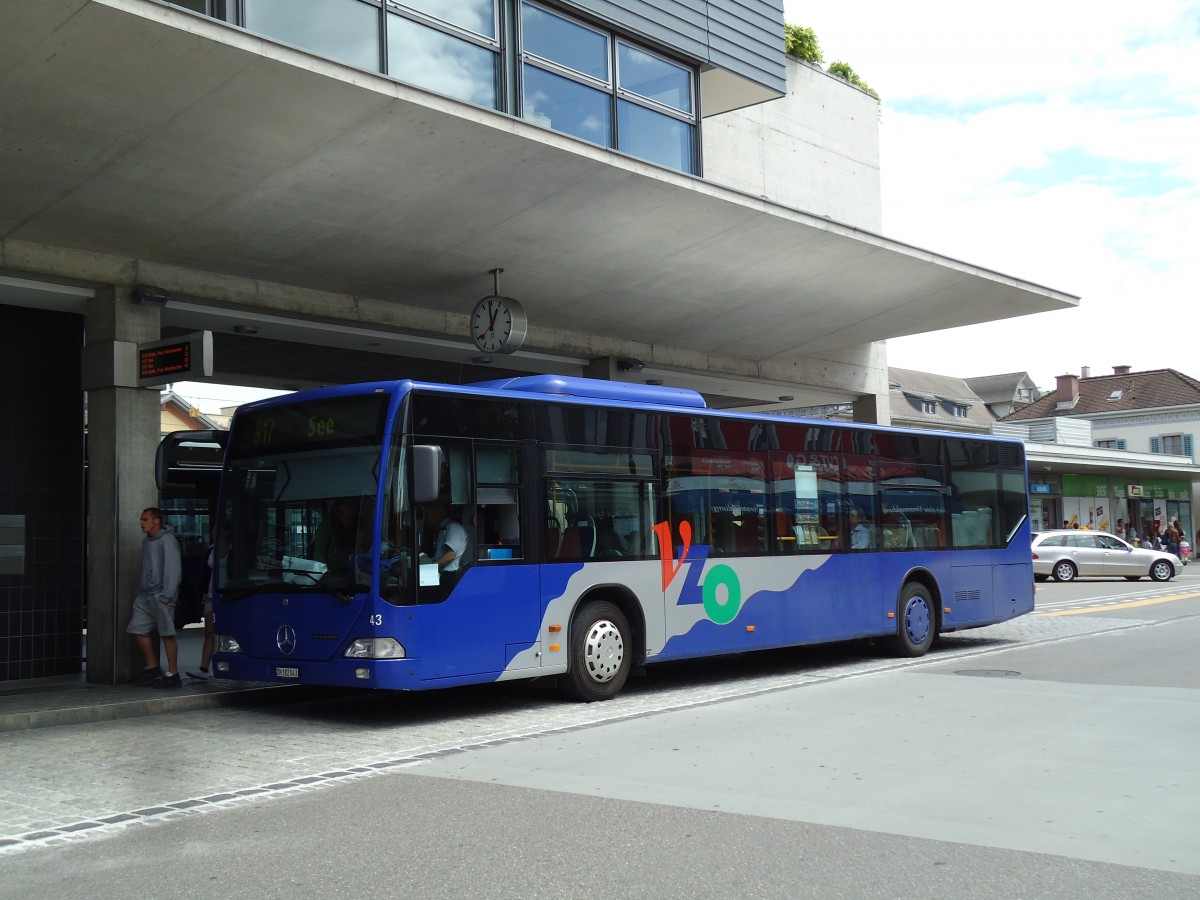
[
  {"left": 0, "top": 0, "right": 1076, "bottom": 683},
  {"left": 998, "top": 368, "right": 1200, "bottom": 541}
]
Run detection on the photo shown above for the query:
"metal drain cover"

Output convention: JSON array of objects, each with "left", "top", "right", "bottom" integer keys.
[{"left": 954, "top": 669, "right": 1022, "bottom": 678}]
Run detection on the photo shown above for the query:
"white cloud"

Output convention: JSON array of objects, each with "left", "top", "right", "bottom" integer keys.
[{"left": 783, "top": 0, "right": 1200, "bottom": 389}]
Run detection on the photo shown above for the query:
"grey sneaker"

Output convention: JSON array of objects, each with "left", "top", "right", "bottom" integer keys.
[{"left": 186, "top": 669, "right": 211, "bottom": 681}]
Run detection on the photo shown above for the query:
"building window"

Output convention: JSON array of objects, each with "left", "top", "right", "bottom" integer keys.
[
  {"left": 520, "top": 2, "right": 697, "bottom": 173},
  {"left": 168, "top": 0, "right": 215, "bottom": 14},
  {"left": 953, "top": 405, "right": 968, "bottom": 418},
  {"left": 922, "top": 400, "right": 937, "bottom": 414},
  {"left": 386, "top": 10, "right": 501, "bottom": 108},
  {"left": 244, "top": 0, "right": 383, "bottom": 72},
  {"left": 228, "top": 0, "right": 699, "bottom": 172},
  {"left": 399, "top": 0, "right": 498, "bottom": 39},
  {"left": 1153, "top": 434, "right": 1193, "bottom": 457},
  {"left": 615, "top": 42, "right": 696, "bottom": 171}
]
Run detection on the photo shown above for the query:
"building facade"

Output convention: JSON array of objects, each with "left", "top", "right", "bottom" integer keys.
[{"left": 1000, "top": 368, "right": 1200, "bottom": 541}]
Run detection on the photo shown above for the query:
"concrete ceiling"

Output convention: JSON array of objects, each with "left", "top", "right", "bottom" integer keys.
[{"left": 1, "top": 0, "right": 1078, "bottom": 374}]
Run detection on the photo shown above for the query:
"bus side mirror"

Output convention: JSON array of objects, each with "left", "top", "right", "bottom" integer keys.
[{"left": 412, "top": 444, "right": 443, "bottom": 504}]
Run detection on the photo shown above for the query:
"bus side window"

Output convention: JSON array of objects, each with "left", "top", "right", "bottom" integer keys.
[{"left": 475, "top": 444, "right": 522, "bottom": 561}]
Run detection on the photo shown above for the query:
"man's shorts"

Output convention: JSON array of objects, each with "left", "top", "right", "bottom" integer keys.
[{"left": 127, "top": 592, "right": 177, "bottom": 637}]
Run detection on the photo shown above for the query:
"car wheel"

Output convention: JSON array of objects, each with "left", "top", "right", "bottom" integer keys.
[
  {"left": 1150, "top": 560, "right": 1174, "bottom": 582},
  {"left": 1053, "top": 560, "right": 1077, "bottom": 582},
  {"left": 887, "top": 582, "right": 936, "bottom": 658},
  {"left": 561, "top": 600, "right": 632, "bottom": 701}
]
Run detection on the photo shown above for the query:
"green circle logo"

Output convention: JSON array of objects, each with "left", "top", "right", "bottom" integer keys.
[{"left": 702, "top": 564, "right": 742, "bottom": 624}]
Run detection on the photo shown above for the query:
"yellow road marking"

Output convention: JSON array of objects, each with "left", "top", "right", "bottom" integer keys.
[{"left": 1035, "top": 591, "right": 1200, "bottom": 616}]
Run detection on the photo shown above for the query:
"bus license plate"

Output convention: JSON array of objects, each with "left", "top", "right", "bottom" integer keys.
[{"left": 275, "top": 666, "right": 300, "bottom": 679}]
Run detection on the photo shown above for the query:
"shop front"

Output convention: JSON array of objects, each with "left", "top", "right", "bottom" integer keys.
[{"left": 1058, "top": 474, "right": 1191, "bottom": 545}]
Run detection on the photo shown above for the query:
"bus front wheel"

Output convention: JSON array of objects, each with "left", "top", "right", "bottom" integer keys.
[
  {"left": 562, "top": 600, "right": 632, "bottom": 702},
  {"left": 888, "top": 582, "right": 936, "bottom": 658}
]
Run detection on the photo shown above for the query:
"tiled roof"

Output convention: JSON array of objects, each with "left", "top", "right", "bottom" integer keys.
[
  {"left": 964, "top": 372, "right": 1037, "bottom": 405},
  {"left": 1001, "top": 369, "right": 1200, "bottom": 420},
  {"left": 889, "top": 367, "right": 994, "bottom": 429}
]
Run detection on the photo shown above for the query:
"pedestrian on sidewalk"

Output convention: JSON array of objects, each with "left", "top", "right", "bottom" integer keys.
[
  {"left": 127, "top": 507, "right": 183, "bottom": 688},
  {"left": 186, "top": 583, "right": 215, "bottom": 681},
  {"left": 188, "top": 524, "right": 228, "bottom": 681}
]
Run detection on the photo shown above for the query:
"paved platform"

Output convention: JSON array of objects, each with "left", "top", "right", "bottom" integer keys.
[{"left": 0, "top": 626, "right": 300, "bottom": 733}]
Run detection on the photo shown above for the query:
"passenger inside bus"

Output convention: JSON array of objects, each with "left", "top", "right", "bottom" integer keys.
[{"left": 849, "top": 505, "right": 874, "bottom": 550}]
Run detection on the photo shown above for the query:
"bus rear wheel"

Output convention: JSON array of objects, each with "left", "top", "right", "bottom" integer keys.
[
  {"left": 888, "top": 582, "right": 936, "bottom": 658},
  {"left": 562, "top": 600, "right": 632, "bottom": 702}
]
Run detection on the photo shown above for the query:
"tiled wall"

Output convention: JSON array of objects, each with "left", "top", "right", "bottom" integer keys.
[{"left": 0, "top": 306, "right": 86, "bottom": 681}]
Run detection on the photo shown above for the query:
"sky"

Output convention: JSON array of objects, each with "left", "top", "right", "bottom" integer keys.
[
  {"left": 782, "top": 0, "right": 1200, "bottom": 390},
  {"left": 167, "top": 381, "right": 288, "bottom": 415},
  {"left": 173, "top": 2, "right": 1199, "bottom": 412}
]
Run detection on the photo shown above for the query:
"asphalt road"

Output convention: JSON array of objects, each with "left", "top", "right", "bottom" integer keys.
[{"left": 3, "top": 574, "right": 1199, "bottom": 898}]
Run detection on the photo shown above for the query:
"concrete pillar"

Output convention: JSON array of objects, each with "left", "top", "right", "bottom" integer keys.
[
  {"left": 852, "top": 392, "right": 890, "bottom": 425},
  {"left": 82, "top": 285, "right": 161, "bottom": 684},
  {"left": 584, "top": 358, "right": 619, "bottom": 380}
]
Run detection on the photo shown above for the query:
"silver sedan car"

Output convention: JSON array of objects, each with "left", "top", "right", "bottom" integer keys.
[{"left": 1032, "top": 530, "right": 1177, "bottom": 582}]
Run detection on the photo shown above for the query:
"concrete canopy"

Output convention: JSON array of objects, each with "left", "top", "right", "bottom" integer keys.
[{"left": 1, "top": 0, "right": 1077, "bottom": 370}]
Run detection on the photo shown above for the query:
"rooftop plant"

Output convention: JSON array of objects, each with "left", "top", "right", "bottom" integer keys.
[
  {"left": 784, "top": 24, "right": 822, "bottom": 65},
  {"left": 785, "top": 23, "right": 880, "bottom": 102},
  {"left": 827, "top": 61, "right": 879, "bottom": 100}
]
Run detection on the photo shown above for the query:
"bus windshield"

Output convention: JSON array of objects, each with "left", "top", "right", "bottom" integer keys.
[{"left": 218, "top": 394, "right": 390, "bottom": 597}]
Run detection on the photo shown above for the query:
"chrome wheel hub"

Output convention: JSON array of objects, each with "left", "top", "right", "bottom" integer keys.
[{"left": 583, "top": 619, "right": 624, "bottom": 683}]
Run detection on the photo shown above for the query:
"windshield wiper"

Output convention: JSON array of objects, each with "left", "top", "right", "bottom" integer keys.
[
  {"left": 221, "top": 581, "right": 293, "bottom": 603},
  {"left": 316, "top": 571, "right": 355, "bottom": 605}
]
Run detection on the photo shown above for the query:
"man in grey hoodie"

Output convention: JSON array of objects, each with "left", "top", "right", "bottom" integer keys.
[{"left": 127, "top": 507, "right": 183, "bottom": 687}]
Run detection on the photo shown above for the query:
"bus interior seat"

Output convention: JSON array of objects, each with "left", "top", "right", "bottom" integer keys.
[
  {"left": 558, "top": 517, "right": 596, "bottom": 559},
  {"left": 881, "top": 519, "right": 914, "bottom": 550},
  {"left": 595, "top": 517, "right": 625, "bottom": 557}
]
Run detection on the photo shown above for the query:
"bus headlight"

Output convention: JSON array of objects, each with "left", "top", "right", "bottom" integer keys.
[
  {"left": 216, "top": 634, "right": 242, "bottom": 653},
  {"left": 344, "top": 637, "right": 406, "bottom": 659}
]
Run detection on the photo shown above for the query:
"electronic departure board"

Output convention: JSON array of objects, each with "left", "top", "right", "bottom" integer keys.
[{"left": 137, "top": 331, "right": 213, "bottom": 386}]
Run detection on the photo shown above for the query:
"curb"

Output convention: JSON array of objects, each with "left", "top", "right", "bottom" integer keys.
[{"left": 0, "top": 684, "right": 304, "bottom": 734}]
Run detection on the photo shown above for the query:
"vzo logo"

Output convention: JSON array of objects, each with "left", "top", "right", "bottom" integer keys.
[{"left": 652, "top": 520, "right": 743, "bottom": 624}]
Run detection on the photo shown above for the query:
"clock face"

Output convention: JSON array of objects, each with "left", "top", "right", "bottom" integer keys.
[{"left": 471, "top": 295, "right": 527, "bottom": 354}]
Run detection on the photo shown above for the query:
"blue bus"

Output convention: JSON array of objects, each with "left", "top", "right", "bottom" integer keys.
[{"left": 212, "top": 376, "right": 1033, "bottom": 700}]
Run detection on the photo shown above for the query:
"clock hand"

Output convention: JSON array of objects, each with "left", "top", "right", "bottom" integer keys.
[{"left": 488, "top": 301, "right": 499, "bottom": 332}]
